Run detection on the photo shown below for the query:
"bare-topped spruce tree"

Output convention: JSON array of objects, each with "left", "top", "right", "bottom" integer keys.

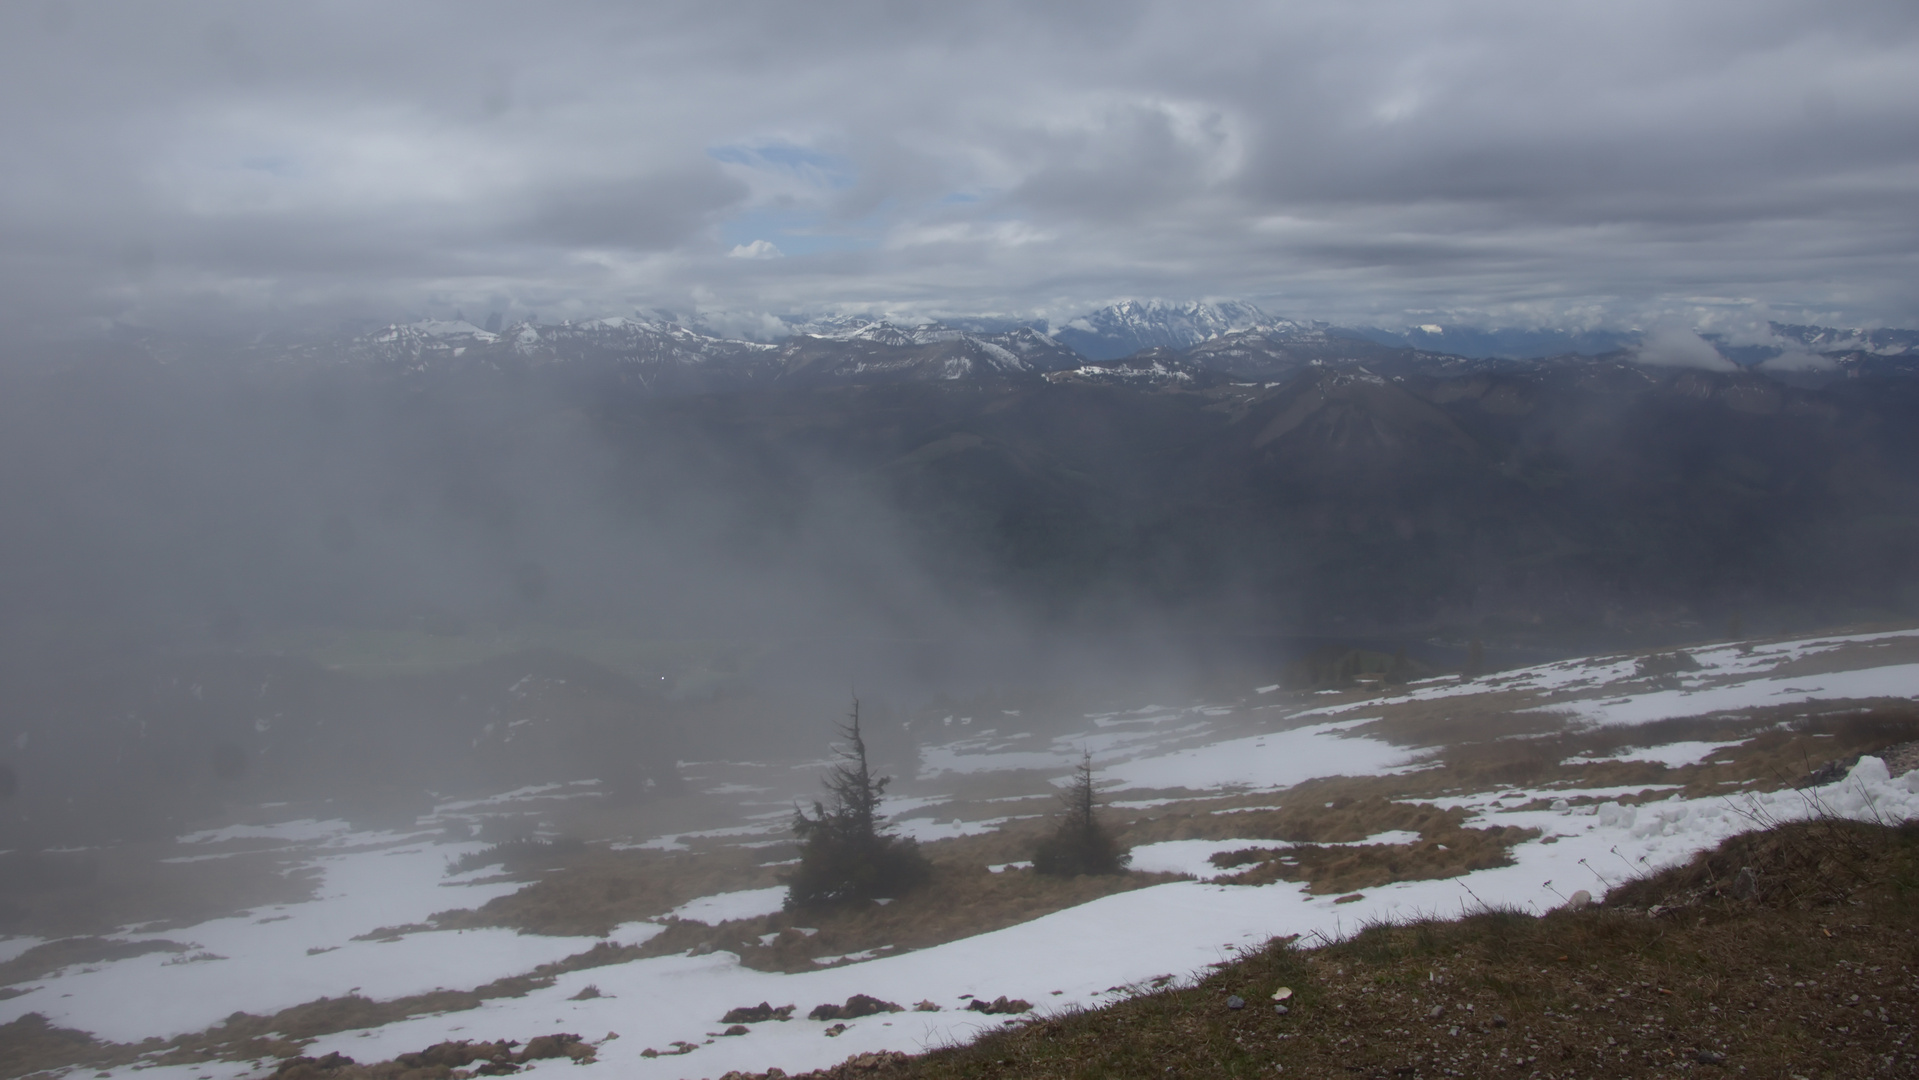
[
  {"left": 1033, "top": 750, "right": 1131, "bottom": 877},
  {"left": 783, "top": 698, "right": 931, "bottom": 909}
]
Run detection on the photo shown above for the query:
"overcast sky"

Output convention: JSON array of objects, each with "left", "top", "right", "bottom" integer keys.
[{"left": 4, "top": 0, "right": 1916, "bottom": 334}]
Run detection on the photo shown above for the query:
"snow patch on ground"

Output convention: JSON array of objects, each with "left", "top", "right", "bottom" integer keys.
[
  {"left": 1105, "top": 721, "right": 1414, "bottom": 791},
  {"left": 177, "top": 819, "right": 357, "bottom": 846},
  {"left": 1297, "top": 628, "right": 1919, "bottom": 721},
  {"left": 1538, "top": 664, "right": 1919, "bottom": 727},
  {"left": 606, "top": 922, "right": 669, "bottom": 948},
  {"left": 1128, "top": 829, "right": 1428, "bottom": 881},
  {"left": 669, "top": 888, "right": 790, "bottom": 925},
  {"left": 1125, "top": 839, "right": 1268, "bottom": 879},
  {"left": 0, "top": 833, "right": 594, "bottom": 1043},
  {"left": 1565, "top": 740, "right": 1746, "bottom": 768}
]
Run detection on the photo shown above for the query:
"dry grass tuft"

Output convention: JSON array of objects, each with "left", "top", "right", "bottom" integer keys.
[
  {"left": 1120, "top": 794, "right": 1472, "bottom": 847},
  {"left": 430, "top": 845, "right": 782, "bottom": 937},
  {"left": 1211, "top": 824, "right": 1538, "bottom": 894},
  {"left": 1606, "top": 817, "right": 1919, "bottom": 911}
]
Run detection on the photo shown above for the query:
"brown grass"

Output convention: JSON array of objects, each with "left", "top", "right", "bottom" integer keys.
[
  {"left": 1120, "top": 794, "right": 1471, "bottom": 846},
  {"left": 1763, "top": 635, "right": 1919, "bottom": 678},
  {"left": 429, "top": 845, "right": 784, "bottom": 937},
  {"left": 0, "top": 937, "right": 191, "bottom": 985},
  {"left": 1212, "top": 825, "right": 1538, "bottom": 895}
]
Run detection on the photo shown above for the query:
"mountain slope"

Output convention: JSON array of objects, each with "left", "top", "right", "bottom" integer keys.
[{"left": 1181, "top": 326, "right": 1415, "bottom": 380}]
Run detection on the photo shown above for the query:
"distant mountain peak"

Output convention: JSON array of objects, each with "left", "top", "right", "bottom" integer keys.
[
  {"left": 802, "top": 319, "right": 970, "bottom": 347},
  {"left": 1767, "top": 322, "right": 1919, "bottom": 357},
  {"left": 372, "top": 319, "right": 499, "bottom": 345},
  {"left": 1051, "top": 300, "right": 1305, "bottom": 361}
]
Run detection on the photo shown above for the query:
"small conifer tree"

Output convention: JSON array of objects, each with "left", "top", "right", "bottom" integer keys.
[
  {"left": 783, "top": 698, "right": 930, "bottom": 909},
  {"left": 1033, "top": 751, "right": 1130, "bottom": 877}
]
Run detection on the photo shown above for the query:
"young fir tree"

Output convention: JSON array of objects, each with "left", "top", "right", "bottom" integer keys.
[
  {"left": 783, "top": 698, "right": 930, "bottom": 909},
  {"left": 1033, "top": 751, "right": 1130, "bottom": 877},
  {"left": 1464, "top": 637, "right": 1486, "bottom": 679}
]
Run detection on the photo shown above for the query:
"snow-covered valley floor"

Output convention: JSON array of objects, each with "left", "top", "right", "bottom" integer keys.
[{"left": 5, "top": 628, "right": 1919, "bottom": 1080}]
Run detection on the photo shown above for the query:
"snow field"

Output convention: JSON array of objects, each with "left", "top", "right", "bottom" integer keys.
[
  {"left": 1104, "top": 720, "right": 1415, "bottom": 791},
  {"left": 669, "top": 888, "right": 791, "bottom": 925},
  {"left": 0, "top": 828, "right": 597, "bottom": 1043}
]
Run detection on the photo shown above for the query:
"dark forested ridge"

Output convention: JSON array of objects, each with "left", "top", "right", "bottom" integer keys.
[{"left": 3, "top": 327, "right": 1918, "bottom": 650}]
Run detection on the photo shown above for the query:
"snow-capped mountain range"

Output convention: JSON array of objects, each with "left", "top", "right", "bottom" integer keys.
[
  {"left": 1767, "top": 322, "right": 1919, "bottom": 357},
  {"left": 331, "top": 301, "right": 1919, "bottom": 391},
  {"left": 345, "top": 301, "right": 1369, "bottom": 381}
]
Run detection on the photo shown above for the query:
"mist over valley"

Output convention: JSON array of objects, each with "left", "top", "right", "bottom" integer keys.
[{"left": 6, "top": 306, "right": 1919, "bottom": 849}]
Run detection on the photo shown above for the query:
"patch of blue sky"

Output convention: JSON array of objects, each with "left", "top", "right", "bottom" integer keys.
[
  {"left": 718, "top": 205, "right": 886, "bottom": 257},
  {"left": 707, "top": 142, "right": 856, "bottom": 190}
]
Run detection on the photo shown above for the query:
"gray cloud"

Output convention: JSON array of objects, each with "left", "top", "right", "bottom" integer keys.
[
  {"left": 514, "top": 168, "right": 750, "bottom": 249},
  {"left": 2, "top": 0, "right": 1916, "bottom": 331},
  {"left": 1632, "top": 327, "right": 1739, "bottom": 370},
  {"left": 1757, "top": 346, "right": 1835, "bottom": 372}
]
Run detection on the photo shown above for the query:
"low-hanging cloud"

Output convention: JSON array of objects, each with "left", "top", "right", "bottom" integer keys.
[
  {"left": 1758, "top": 347, "right": 1836, "bottom": 372},
  {"left": 1632, "top": 327, "right": 1738, "bottom": 370}
]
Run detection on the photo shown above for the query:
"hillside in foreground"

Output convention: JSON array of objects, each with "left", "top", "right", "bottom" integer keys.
[
  {"left": 49, "top": 813, "right": 1911, "bottom": 1080},
  {"left": 3, "top": 625, "right": 1919, "bottom": 1080},
  {"left": 739, "top": 815, "right": 1919, "bottom": 1080}
]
